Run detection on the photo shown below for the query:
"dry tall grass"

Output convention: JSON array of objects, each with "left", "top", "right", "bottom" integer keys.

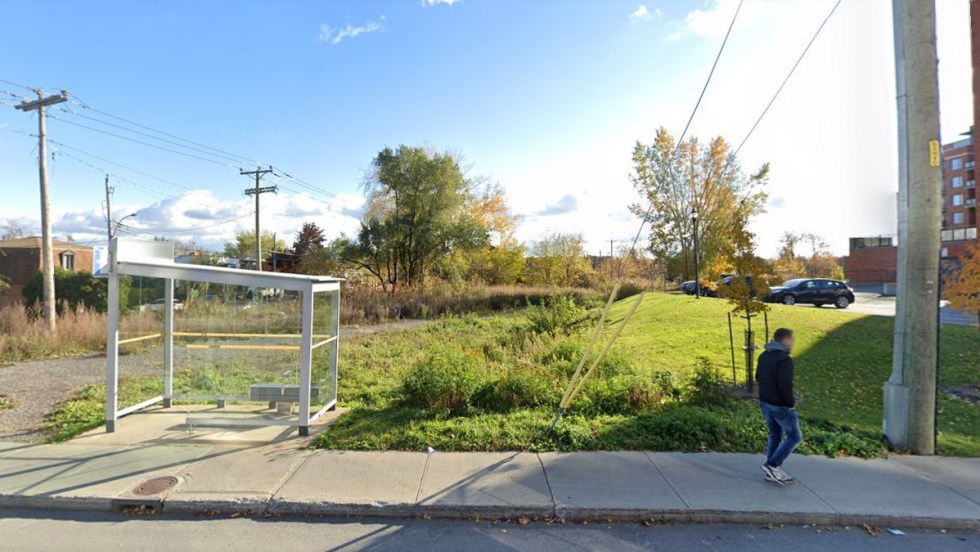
[
  {"left": 0, "top": 285, "right": 608, "bottom": 362},
  {"left": 0, "top": 303, "right": 107, "bottom": 363}
]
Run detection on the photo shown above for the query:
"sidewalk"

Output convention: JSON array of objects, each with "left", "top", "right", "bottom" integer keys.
[{"left": 1, "top": 435, "right": 978, "bottom": 529}]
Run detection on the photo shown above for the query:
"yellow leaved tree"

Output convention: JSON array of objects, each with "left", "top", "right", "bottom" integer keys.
[{"left": 944, "top": 241, "right": 980, "bottom": 330}]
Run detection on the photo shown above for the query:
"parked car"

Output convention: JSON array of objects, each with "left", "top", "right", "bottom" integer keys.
[
  {"left": 680, "top": 280, "right": 698, "bottom": 295},
  {"left": 145, "top": 298, "right": 184, "bottom": 312},
  {"left": 765, "top": 278, "right": 855, "bottom": 309}
]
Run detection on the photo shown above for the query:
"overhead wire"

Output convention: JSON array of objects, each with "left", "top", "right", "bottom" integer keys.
[
  {"left": 554, "top": 0, "right": 748, "bottom": 428},
  {"left": 45, "top": 139, "right": 194, "bottom": 192},
  {"left": 732, "top": 0, "right": 842, "bottom": 159},
  {"left": 47, "top": 114, "right": 235, "bottom": 167}
]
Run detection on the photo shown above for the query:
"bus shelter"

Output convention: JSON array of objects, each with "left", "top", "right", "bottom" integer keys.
[{"left": 104, "top": 238, "right": 342, "bottom": 436}]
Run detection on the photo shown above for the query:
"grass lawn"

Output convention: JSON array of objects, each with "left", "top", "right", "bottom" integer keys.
[
  {"left": 313, "top": 292, "right": 979, "bottom": 456},
  {"left": 48, "top": 292, "right": 980, "bottom": 456}
]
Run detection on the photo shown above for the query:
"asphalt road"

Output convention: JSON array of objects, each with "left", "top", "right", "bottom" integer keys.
[
  {"left": 805, "top": 292, "right": 977, "bottom": 327},
  {"left": 0, "top": 511, "right": 976, "bottom": 552}
]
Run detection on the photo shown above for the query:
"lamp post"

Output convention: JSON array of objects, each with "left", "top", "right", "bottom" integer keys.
[
  {"left": 691, "top": 208, "right": 700, "bottom": 299},
  {"left": 112, "top": 213, "right": 138, "bottom": 238}
]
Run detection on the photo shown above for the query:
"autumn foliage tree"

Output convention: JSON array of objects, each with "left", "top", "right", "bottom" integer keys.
[
  {"left": 944, "top": 241, "right": 980, "bottom": 329},
  {"left": 630, "top": 128, "right": 769, "bottom": 281}
]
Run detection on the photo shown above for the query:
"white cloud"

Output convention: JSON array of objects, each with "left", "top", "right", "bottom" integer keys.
[
  {"left": 668, "top": 0, "right": 781, "bottom": 41},
  {"left": 628, "top": 5, "right": 660, "bottom": 22},
  {"left": 319, "top": 16, "right": 385, "bottom": 45},
  {"left": 0, "top": 189, "right": 365, "bottom": 252},
  {"left": 422, "top": 0, "right": 460, "bottom": 7}
]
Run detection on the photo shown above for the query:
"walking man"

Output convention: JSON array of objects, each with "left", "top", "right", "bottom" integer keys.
[{"left": 757, "top": 327, "right": 802, "bottom": 484}]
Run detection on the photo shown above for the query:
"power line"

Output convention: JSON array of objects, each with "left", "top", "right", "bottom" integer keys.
[
  {"left": 733, "top": 0, "right": 841, "bottom": 158},
  {"left": 626, "top": 0, "right": 744, "bottom": 259},
  {"left": 47, "top": 115, "right": 234, "bottom": 167},
  {"left": 0, "top": 77, "right": 32, "bottom": 92},
  {"left": 51, "top": 149, "right": 169, "bottom": 199},
  {"left": 67, "top": 95, "right": 263, "bottom": 166},
  {"left": 59, "top": 109, "right": 247, "bottom": 165},
  {"left": 118, "top": 212, "right": 253, "bottom": 234},
  {"left": 46, "top": 139, "right": 194, "bottom": 192}
]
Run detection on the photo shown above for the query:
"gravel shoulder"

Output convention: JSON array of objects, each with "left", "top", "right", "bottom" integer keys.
[{"left": 0, "top": 319, "right": 430, "bottom": 443}]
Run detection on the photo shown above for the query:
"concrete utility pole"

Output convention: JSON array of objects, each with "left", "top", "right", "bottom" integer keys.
[
  {"left": 883, "top": 0, "right": 942, "bottom": 455},
  {"left": 16, "top": 90, "right": 68, "bottom": 331},
  {"left": 104, "top": 174, "right": 113, "bottom": 241},
  {"left": 241, "top": 167, "right": 275, "bottom": 271}
]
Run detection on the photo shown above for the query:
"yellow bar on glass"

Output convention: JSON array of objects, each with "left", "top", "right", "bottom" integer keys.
[
  {"left": 173, "top": 332, "right": 333, "bottom": 339},
  {"left": 185, "top": 344, "right": 300, "bottom": 351},
  {"left": 118, "top": 333, "right": 163, "bottom": 345},
  {"left": 311, "top": 336, "right": 339, "bottom": 350}
]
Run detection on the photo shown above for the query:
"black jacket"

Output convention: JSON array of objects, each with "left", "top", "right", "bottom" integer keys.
[{"left": 756, "top": 342, "right": 795, "bottom": 408}]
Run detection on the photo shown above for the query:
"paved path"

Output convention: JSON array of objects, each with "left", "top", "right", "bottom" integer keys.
[
  {"left": 1, "top": 511, "right": 976, "bottom": 552},
  {"left": 1, "top": 439, "right": 978, "bottom": 530},
  {"left": 845, "top": 293, "right": 977, "bottom": 326},
  {"left": 0, "top": 319, "right": 429, "bottom": 443}
]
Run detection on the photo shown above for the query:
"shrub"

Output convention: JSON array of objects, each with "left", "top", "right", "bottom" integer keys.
[
  {"left": 585, "top": 374, "right": 669, "bottom": 415},
  {"left": 683, "top": 357, "right": 731, "bottom": 406},
  {"left": 615, "top": 282, "right": 645, "bottom": 301},
  {"left": 525, "top": 295, "right": 589, "bottom": 336},
  {"left": 473, "top": 369, "right": 558, "bottom": 412},
  {"left": 401, "top": 348, "right": 483, "bottom": 414}
]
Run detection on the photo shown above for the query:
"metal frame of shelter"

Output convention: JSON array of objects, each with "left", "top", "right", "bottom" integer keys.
[{"left": 104, "top": 238, "right": 343, "bottom": 436}]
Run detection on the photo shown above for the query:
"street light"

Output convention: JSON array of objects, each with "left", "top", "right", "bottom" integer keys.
[
  {"left": 113, "top": 213, "right": 138, "bottom": 238},
  {"left": 691, "top": 208, "right": 700, "bottom": 299}
]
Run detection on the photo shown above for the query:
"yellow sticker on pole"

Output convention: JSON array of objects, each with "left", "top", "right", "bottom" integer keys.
[{"left": 929, "top": 140, "right": 940, "bottom": 167}]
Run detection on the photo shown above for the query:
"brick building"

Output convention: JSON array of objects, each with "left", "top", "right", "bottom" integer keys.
[
  {"left": 940, "top": 135, "right": 978, "bottom": 257},
  {"left": 844, "top": 3, "right": 980, "bottom": 284},
  {"left": 0, "top": 237, "right": 94, "bottom": 304},
  {"left": 843, "top": 236, "right": 897, "bottom": 285}
]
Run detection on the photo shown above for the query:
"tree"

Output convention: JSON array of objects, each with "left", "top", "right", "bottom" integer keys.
[
  {"left": 223, "top": 230, "right": 286, "bottom": 262},
  {"left": 630, "top": 128, "right": 769, "bottom": 280},
  {"left": 773, "top": 231, "right": 840, "bottom": 280},
  {"left": 339, "top": 146, "right": 486, "bottom": 291},
  {"left": 292, "top": 222, "right": 326, "bottom": 258},
  {"left": 944, "top": 241, "right": 980, "bottom": 329},
  {"left": 1, "top": 223, "right": 25, "bottom": 240},
  {"left": 527, "top": 232, "right": 593, "bottom": 287},
  {"left": 461, "top": 183, "right": 525, "bottom": 285},
  {"left": 23, "top": 267, "right": 129, "bottom": 314}
]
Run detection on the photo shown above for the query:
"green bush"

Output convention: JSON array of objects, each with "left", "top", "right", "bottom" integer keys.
[
  {"left": 401, "top": 348, "right": 483, "bottom": 414},
  {"left": 585, "top": 374, "right": 669, "bottom": 415},
  {"left": 615, "top": 282, "right": 645, "bottom": 301},
  {"left": 473, "top": 369, "right": 557, "bottom": 412},
  {"left": 525, "top": 295, "right": 589, "bottom": 336},
  {"left": 23, "top": 268, "right": 130, "bottom": 314},
  {"left": 683, "top": 357, "right": 731, "bottom": 406}
]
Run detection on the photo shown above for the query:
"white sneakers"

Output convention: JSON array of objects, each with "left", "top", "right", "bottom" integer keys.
[{"left": 762, "top": 464, "right": 795, "bottom": 484}]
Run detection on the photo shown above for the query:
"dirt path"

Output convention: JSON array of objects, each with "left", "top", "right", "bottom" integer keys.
[{"left": 0, "top": 319, "right": 431, "bottom": 443}]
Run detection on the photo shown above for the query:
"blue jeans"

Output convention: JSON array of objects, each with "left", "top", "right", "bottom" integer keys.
[{"left": 760, "top": 401, "right": 803, "bottom": 467}]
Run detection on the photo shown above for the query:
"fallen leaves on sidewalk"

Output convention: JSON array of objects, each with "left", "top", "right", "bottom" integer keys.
[{"left": 863, "top": 524, "right": 881, "bottom": 537}]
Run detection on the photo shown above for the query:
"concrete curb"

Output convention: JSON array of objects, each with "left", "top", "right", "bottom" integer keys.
[{"left": 2, "top": 494, "right": 978, "bottom": 531}]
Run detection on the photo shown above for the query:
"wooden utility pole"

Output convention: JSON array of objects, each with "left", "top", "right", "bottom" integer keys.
[
  {"left": 241, "top": 167, "right": 275, "bottom": 271},
  {"left": 16, "top": 90, "right": 68, "bottom": 331},
  {"left": 104, "top": 174, "right": 113, "bottom": 241},
  {"left": 883, "top": 0, "right": 942, "bottom": 455}
]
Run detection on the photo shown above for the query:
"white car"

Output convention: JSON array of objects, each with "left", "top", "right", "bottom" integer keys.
[{"left": 146, "top": 298, "right": 184, "bottom": 312}]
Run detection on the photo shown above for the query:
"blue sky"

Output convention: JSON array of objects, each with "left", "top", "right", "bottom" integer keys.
[{"left": 0, "top": 0, "right": 973, "bottom": 259}]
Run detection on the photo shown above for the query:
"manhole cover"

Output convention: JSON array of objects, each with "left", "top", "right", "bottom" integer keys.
[{"left": 131, "top": 476, "right": 179, "bottom": 496}]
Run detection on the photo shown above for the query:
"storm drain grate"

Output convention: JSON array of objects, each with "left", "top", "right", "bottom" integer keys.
[{"left": 131, "top": 476, "right": 180, "bottom": 496}]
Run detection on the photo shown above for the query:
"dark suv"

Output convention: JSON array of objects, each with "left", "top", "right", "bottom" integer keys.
[{"left": 765, "top": 278, "right": 855, "bottom": 309}]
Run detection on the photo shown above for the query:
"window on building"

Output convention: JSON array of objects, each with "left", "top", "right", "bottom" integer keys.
[
  {"left": 59, "top": 251, "right": 75, "bottom": 270},
  {"left": 953, "top": 194, "right": 964, "bottom": 206},
  {"left": 951, "top": 158, "right": 963, "bottom": 170},
  {"left": 952, "top": 212, "right": 965, "bottom": 225},
  {"left": 952, "top": 176, "right": 964, "bottom": 188},
  {"left": 969, "top": 228, "right": 978, "bottom": 240}
]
